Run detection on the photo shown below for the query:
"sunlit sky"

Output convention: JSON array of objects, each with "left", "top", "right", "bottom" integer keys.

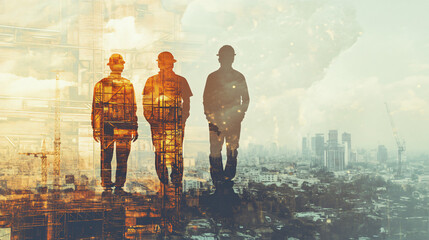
[{"left": 0, "top": 0, "right": 428, "bottom": 153}]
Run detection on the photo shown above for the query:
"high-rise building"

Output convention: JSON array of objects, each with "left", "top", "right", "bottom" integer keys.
[
  {"left": 328, "top": 130, "right": 338, "bottom": 147},
  {"left": 302, "top": 137, "right": 307, "bottom": 153},
  {"left": 311, "top": 136, "right": 316, "bottom": 152},
  {"left": 377, "top": 145, "right": 388, "bottom": 163},
  {"left": 342, "top": 132, "right": 352, "bottom": 165},
  {"left": 307, "top": 131, "right": 350, "bottom": 171},
  {"left": 302, "top": 137, "right": 311, "bottom": 161},
  {"left": 326, "top": 145, "right": 345, "bottom": 171},
  {"left": 342, "top": 133, "right": 351, "bottom": 150},
  {"left": 314, "top": 134, "right": 325, "bottom": 167},
  {"left": 326, "top": 130, "right": 346, "bottom": 171}
]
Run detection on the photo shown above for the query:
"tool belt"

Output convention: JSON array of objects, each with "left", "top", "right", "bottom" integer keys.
[{"left": 104, "top": 121, "right": 136, "bottom": 136}]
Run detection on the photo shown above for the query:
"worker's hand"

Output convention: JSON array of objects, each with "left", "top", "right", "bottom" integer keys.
[
  {"left": 209, "top": 123, "right": 221, "bottom": 136},
  {"left": 93, "top": 136, "right": 100, "bottom": 143},
  {"left": 132, "top": 130, "right": 139, "bottom": 142},
  {"left": 238, "top": 112, "right": 245, "bottom": 122},
  {"left": 182, "top": 112, "right": 190, "bottom": 126},
  {"left": 205, "top": 113, "right": 215, "bottom": 124}
]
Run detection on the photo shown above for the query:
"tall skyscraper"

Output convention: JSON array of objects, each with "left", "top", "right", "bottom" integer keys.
[
  {"left": 328, "top": 130, "right": 338, "bottom": 147},
  {"left": 377, "top": 145, "right": 388, "bottom": 163},
  {"left": 342, "top": 133, "right": 351, "bottom": 150},
  {"left": 326, "top": 130, "right": 346, "bottom": 171},
  {"left": 302, "top": 137, "right": 310, "bottom": 161},
  {"left": 311, "top": 136, "right": 316, "bottom": 152},
  {"left": 342, "top": 132, "right": 352, "bottom": 165},
  {"left": 314, "top": 134, "right": 325, "bottom": 166},
  {"left": 302, "top": 137, "right": 307, "bottom": 153}
]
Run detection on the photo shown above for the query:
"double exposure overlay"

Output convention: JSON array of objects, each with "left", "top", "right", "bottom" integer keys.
[{"left": 0, "top": 1, "right": 428, "bottom": 240}]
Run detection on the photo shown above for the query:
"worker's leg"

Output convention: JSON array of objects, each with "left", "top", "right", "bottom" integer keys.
[
  {"left": 209, "top": 123, "right": 224, "bottom": 185},
  {"left": 100, "top": 136, "right": 115, "bottom": 188},
  {"left": 152, "top": 126, "right": 169, "bottom": 185},
  {"left": 224, "top": 123, "right": 241, "bottom": 181},
  {"left": 155, "top": 153, "right": 169, "bottom": 185},
  {"left": 170, "top": 128, "right": 184, "bottom": 187},
  {"left": 115, "top": 138, "right": 131, "bottom": 188}
]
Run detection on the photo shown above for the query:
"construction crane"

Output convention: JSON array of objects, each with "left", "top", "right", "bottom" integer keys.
[
  {"left": 20, "top": 139, "right": 54, "bottom": 192},
  {"left": 19, "top": 72, "right": 62, "bottom": 192},
  {"left": 385, "top": 103, "right": 406, "bottom": 176},
  {"left": 53, "top": 71, "right": 62, "bottom": 191}
]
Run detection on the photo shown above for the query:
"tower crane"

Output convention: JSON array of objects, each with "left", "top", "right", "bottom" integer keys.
[
  {"left": 19, "top": 72, "right": 62, "bottom": 192},
  {"left": 385, "top": 103, "right": 406, "bottom": 176},
  {"left": 52, "top": 71, "right": 62, "bottom": 191},
  {"left": 20, "top": 139, "right": 54, "bottom": 191}
]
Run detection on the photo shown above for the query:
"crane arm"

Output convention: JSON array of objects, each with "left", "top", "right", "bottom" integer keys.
[{"left": 385, "top": 103, "right": 404, "bottom": 148}]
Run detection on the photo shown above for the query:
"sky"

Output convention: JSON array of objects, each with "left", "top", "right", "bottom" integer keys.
[
  {"left": 0, "top": 0, "right": 428, "bottom": 154},
  {"left": 179, "top": 0, "right": 429, "bottom": 153}
]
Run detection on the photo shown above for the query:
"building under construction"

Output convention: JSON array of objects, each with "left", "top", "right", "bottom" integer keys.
[
  {"left": 0, "top": 0, "right": 202, "bottom": 238},
  {"left": 0, "top": 0, "right": 200, "bottom": 189},
  {"left": 0, "top": 191, "right": 164, "bottom": 239}
]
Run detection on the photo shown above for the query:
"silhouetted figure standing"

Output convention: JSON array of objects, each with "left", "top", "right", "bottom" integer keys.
[
  {"left": 91, "top": 54, "right": 138, "bottom": 196},
  {"left": 203, "top": 45, "right": 249, "bottom": 189},
  {"left": 143, "top": 52, "right": 192, "bottom": 187}
]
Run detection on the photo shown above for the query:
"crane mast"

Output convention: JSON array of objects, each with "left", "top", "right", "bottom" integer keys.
[{"left": 385, "top": 103, "right": 405, "bottom": 176}]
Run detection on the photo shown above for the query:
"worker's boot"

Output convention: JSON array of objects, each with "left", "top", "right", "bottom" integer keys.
[
  {"left": 170, "top": 159, "right": 183, "bottom": 188},
  {"left": 209, "top": 155, "right": 224, "bottom": 189},
  {"left": 100, "top": 140, "right": 114, "bottom": 190},
  {"left": 224, "top": 149, "right": 238, "bottom": 182},
  {"left": 114, "top": 186, "right": 131, "bottom": 197},
  {"left": 102, "top": 187, "right": 113, "bottom": 198},
  {"left": 115, "top": 140, "right": 130, "bottom": 189}
]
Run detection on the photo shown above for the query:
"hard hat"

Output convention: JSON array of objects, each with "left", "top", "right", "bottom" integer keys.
[
  {"left": 107, "top": 53, "right": 125, "bottom": 66},
  {"left": 217, "top": 45, "right": 236, "bottom": 56},
  {"left": 157, "top": 51, "right": 177, "bottom": 63}
]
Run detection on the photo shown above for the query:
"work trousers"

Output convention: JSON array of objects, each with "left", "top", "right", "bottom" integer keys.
[
  {"left": 151, "top": 123, "right": 184, "bottom": 186},
  {"left": 100, "top": 133, "right": 131, "bottom": 188},
  {"left": 209, "top": 122, "right": 241, "bottom": 183}
]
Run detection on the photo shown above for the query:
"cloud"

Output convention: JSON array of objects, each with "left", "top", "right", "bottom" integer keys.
[
  {"left": 0, "top": 0, "right": 62, "bottom": 29},
  {"left": 0, "top": 73, "right": 73, "bottom": 98},
  {"left": 181, "top": 0, "right": 361, "bottom": 147},
  {"left": 182, "top": 0, "right": 361, "bottom": 88},
  {"left": 104, "top": 16, "right": 159, "bottom": 50}
]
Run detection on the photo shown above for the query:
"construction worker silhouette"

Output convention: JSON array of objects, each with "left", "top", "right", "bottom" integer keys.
[
  {"left": 91, "top": 53, "right": 138, "bottom": 195},
  {"left": 143, "top": 52, "right": 192, "bottom": 187},
  {"left": 203, "top": 45, "right": 249, "bottom": 190}
]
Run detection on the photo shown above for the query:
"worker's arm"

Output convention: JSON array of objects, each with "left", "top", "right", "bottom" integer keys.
[
  {"left": 180, "top": 76, "right": 193, "bottom": 126},
  {"left": 203, "top": 74, "right": 215, "bottom": 123},
  {"left": 182, "top": 97, "right": 190, "bottom": 125},
  {"left": 239, "top": 74, "right": 250, "bottom": 118},
  {"left": 131, "top": 84, "right": 138, "bottom": 142},
  {"left": 142, "top": 77, "right": 154, "bottom": 124},
  {"left": 91, "top": 82, "right": 101, "bottom": 142}
]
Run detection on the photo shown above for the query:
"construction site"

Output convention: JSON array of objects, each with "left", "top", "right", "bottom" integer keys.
[{"left": 0, "top": 0, "right": 203, "bottom": 239}]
